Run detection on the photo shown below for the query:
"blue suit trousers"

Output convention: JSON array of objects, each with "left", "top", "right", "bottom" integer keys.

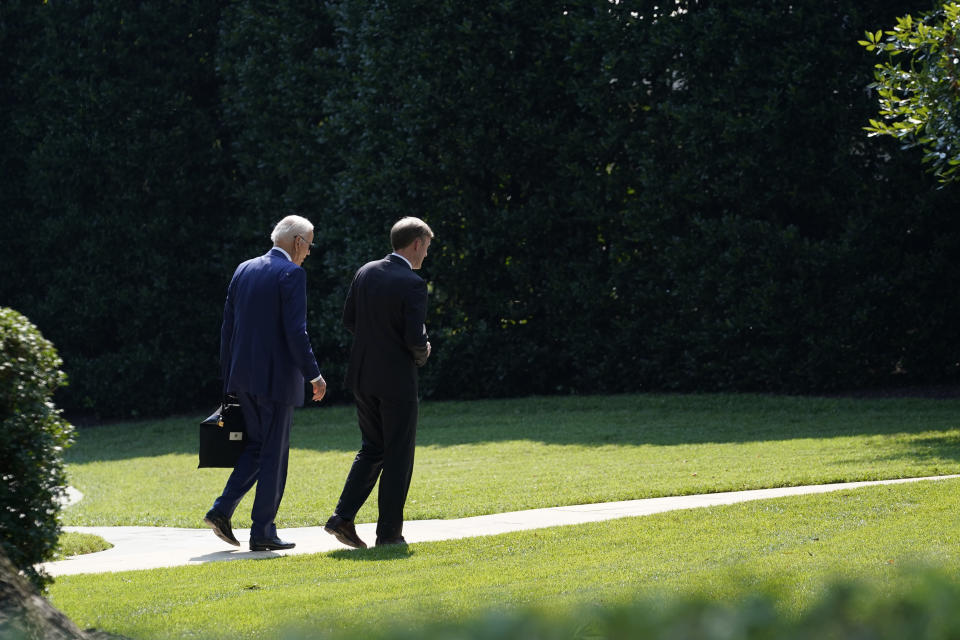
[{"left": 213, "top": 392, "right": 294, "bottom": 540}]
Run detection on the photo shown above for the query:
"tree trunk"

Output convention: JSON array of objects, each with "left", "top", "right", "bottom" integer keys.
[{"left": 0, "top": 546, "right": 122, "bottom": 640}]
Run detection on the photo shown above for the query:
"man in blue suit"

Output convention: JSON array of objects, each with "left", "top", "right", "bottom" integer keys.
[{"left": 204, "top": 215, "right": 327, "bottom": 551}]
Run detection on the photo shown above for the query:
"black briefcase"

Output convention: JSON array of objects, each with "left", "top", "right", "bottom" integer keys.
[{"left": 198, "top": 394, "right": 247, "bottom": 469}]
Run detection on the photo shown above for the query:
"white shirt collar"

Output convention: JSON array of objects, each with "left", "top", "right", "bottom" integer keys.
[
  {"left": 273, "top": 246, "right": 293, "bottom": 262},
  {"left": 390, "top": 252, "right": 412, "bottom": 269}
]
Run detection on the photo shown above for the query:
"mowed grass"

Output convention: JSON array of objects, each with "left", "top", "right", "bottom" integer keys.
[
  {"left": 61, "top": 393, "right": 960, "bottom": 529},
  {"left": 48, "top": 478, "right": 960, "bottom": 640},
  {"left": 52, "top": 532, "right": 113, "bottom": 559}
]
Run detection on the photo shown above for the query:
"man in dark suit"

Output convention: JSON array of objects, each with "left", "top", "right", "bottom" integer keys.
[
  {"left": 204, "top": 215, "right": 327, "bottom": 551},
  {"left": 324, "top": 217, "right": 434, "bottom": 549}
]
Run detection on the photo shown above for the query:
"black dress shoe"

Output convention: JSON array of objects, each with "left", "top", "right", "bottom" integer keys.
[
  {"left": 204, "top": 509, "right": 240, "bottom": 547},
  {"left": 249, "top": 536, "right": 296, "bottom": 551},
  {"left": 375, "top": 536, "right": 407, "bottom": 547},
  {"left": 324, "top": 514, "right": 367, "bottom": 549}
]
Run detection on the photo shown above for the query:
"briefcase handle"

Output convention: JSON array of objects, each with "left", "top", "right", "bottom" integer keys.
[
  {"left": 218, "top": 393, "right": 241, "bottom": 427},
  {"left": 202, "top": 394, "right": 241, "bottom": 428}
]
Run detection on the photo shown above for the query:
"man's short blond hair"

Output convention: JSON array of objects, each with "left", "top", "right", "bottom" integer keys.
[{"left": 390, "top": 217, "right": 434, "bottom": 251}]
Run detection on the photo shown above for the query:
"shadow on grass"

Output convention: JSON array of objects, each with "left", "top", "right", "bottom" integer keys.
[
  {"left": 188, "top": 550, "right": 264, "bottom": 563},
  {"left": 328, "top": 546, "right": 413, "bottom": 562},
  {"left": 65, "top": 393, "right": 960, "bottom": 463}
]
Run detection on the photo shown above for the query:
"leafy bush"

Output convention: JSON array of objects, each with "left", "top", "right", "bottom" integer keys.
[
  {"left": 0, "top": 1, "right": 231, "bottom": 419},
  {"left": 0, "top": 308, "right": 73, "bottom": 590},
  {"left": 323, "top": 0, "right": 960, "bottom": 398}
]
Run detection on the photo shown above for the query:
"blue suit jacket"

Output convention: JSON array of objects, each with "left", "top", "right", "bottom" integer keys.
[{"left": 220, "top": 248, "right": 321, "bottom": 407}]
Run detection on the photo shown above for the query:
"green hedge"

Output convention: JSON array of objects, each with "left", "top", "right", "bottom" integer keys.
[
  {"left": 0, "top": 1, "right": 233, "bottom": 418},
  {"left": 0, "top": 308, "right": 73, "bottom": 591},
  {"left": 1, "top": 0, "right": 957, "bottom": 419}
]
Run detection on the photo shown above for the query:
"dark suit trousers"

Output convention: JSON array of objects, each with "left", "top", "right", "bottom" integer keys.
[
  {"left": 335, "top": 391, "right": 418, "bottom": 540},
  {"left": 213, "top": 392, "right": 293, "bottom": 540}
]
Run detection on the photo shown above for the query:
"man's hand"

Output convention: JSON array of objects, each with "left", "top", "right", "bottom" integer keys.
[
  {"left": 311, "top": 377, "right": 327, "bottom": 402},
  {"left": 426, "top": 341, "right": 431, "bottom": 358}
]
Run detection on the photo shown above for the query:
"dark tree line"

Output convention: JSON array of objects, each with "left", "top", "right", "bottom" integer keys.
[{"left": 1, "top": 0, "right": 957, "bottom": 420}]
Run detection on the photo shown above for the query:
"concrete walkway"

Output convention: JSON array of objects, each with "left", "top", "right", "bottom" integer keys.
[{"left": 43, "top": 474, "right": 960, "bottom": 577}]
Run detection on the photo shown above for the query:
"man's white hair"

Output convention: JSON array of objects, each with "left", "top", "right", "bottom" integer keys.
[{"left": 271, "top": 215, "right": 314, "bottom": 244}]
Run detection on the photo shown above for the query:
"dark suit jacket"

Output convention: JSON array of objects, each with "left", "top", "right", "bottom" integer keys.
[
  {"left": 343, "top": 254, "right": 429, "bottom": 400},
  {"left": 221, "top": 248, "right": 321, "bottom": 407}
]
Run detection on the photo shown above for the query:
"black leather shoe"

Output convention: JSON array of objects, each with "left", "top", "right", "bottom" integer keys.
[
  {"left": 324, "top": 514, "right": 367, "bottom": 549},
  {"left": 375, "top": 536, "right": 407, "bottom": 547},
  {"left": 204, "top": 509, "right": 240, "bottom": 547},
  {"left": 249, "top": 536, "right": 296, "bottom": 551}
]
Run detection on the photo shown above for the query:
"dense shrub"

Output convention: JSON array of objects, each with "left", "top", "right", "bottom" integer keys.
[
  {"left": 0, "top": 308, "right": 73, "bottom": 591},
  {"left": 2, "top": 0, "right": 959, "bottom": 419},
  {"left": 324, "top": 0, "right": 960, "bottom": 398},
  {"left": 0, "top": 1, "right": 232, "bottom": 419}
]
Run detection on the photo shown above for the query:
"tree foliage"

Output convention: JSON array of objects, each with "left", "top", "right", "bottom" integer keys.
[
  {"left": 861, "top": 2, "right": 960, "bottom": 182},
  {"left": 0, "top": 2, "right": 233, "bottom": 418},
  {"left": 1, "top": 0, "right": 959, "bottom": 420}
]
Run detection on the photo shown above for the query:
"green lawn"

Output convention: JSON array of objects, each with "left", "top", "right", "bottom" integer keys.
[
  {"left": 49, "top": 392, "right": 960, "bottom": 639},
  {"left": 50, "top": 479, "right": 960, "bottom": 639},
  {"left": 52, "top": 531, "right": 112, "bottom": 559},
  {"left": 62, "top": 393, "right": 960, "bottom": 529}
]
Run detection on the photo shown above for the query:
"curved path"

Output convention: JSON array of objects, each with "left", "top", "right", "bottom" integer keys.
[{"left": 44, "top": 474, "right": 960, "bottom": 577}]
